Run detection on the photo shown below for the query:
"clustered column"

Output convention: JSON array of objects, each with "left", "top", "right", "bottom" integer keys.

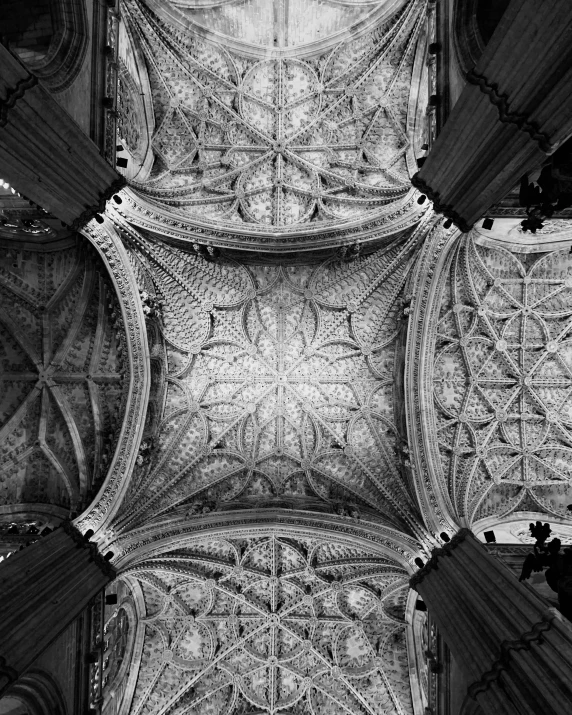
[
  {"left": 0, "top": 524, "right": 114, "bottom": 698},
  {"left": 413, "top": 0, "right": 572, "bottom": 231},
  {"left": 0, "top": 44, "right": 124, "bottom": 228},
  {"left": 410, "top": 529, "right": 572, "bottom": 715}
]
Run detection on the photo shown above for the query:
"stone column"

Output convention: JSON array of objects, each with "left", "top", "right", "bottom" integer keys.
[
  {"left": 410, "top": 529, "right": 572, "bottom": 715},
  {"left": 0, "top": 523, "right": 114, "bottom": 697},
  {"left": 0, "top": 44, "right": 124, "bottom": 229},
  {"left": 413, "top": 0, "right": 572, "bottom": 231}
]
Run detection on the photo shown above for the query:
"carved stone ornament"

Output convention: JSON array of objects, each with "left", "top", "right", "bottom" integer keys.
[
  {"left": 110, "top": 220, "right": 427, "bottom": 539},
  {"left": 121, "top": 530, "right": 415, "bottom": 715},
  {"left": 115, "top": 0, "right": 429, "bottom": 247},
  {"left": 410, "top": 232, "right": 572, "bottom": 531},
  {"left": 75, "top": 222, "right": 150, "bottom": 534}
]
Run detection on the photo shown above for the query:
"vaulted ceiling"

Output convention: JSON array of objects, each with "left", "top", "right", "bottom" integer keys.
[
  {"left": 4, "top": 1, "right": 572, "bottom": 715},
  {"left": 114, "top": 0, "right": 429, "bottom": 250},
  {"left": 0, "top": 239, "right": 129, "bottom": 519}
]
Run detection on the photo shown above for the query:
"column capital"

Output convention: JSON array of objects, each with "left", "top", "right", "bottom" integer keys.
[
  {"left": 61, "top": 520, "right": 116, "bottom": 581},
  {"left": 409, "top": 528, "right": 472, "bottom": 590}
]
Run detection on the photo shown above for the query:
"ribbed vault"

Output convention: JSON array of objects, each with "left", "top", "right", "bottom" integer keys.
[
  {"left": 111, "top": 223, "right": 424, "bottom": 537},
  {"left": 120, "top": 531, "right": 414, "bottom": 715},
  {"left": 116, "top": 0, "right": 427, "bottom": 246},
  {"left": 0, "top": 239, "right": 129, "bottom": 515},
  {"left": 412, "top": 232, "right": 572, "bottom": 531}
]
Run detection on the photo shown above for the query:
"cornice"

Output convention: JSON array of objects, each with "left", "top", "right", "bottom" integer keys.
[
  {"left": 61, "top": 520, "right": 117, "bottom": 580},
  {"left": 69, "top": 177, "right": 127, "bottom": 232},
  {"left": 411, "top": 174, "right": 472, "bottom": 233},
  {"left": 115, "top": 187, "right": 428, "bottom": 253}
]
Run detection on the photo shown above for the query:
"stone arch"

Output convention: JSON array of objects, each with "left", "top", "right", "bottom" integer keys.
[{"left": 4, "top": 0, "right": 88, "bottom": 93}]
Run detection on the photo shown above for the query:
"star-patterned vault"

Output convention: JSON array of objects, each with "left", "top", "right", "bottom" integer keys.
[
  {"left": 119, "top": 0, "right": 425, "bottom": 236},
  {"left": 121, "top": 533, "right": 413, "bottom": 715},
  {"left": 114, "top": 228, "right": 422, "bottom": 536},
  {"left": 432, "top": 235, "right": 572, "bottom": 524}
]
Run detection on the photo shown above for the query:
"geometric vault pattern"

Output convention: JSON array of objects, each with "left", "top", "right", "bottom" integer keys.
[
  {"left": 433, "top": 235, "right": 572, "bottom": 524},
  {"left": 117, "top": 231, "right": 421, "bottom": 535},
  {"left": 0, "top": 242, "right": 128, "bottom": 512},
  {"left": 124, "top": 0, "right": 423, "bottom": 232},
  {"left": 124, "top": 534, "right": 413, "bottom": 715}
]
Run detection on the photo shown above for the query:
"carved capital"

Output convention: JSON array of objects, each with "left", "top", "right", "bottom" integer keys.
[
  {"left": 409, "top": 528, "right": 472, "bottom": 589},
  {"left": 61, "top": 521, "right": 116, "bottom": 581},
  {"left": 70, "top": 177, "right": 127, "bottom": 231},
  {"left": 411, "top": 174, "right": 472, "bottom": 233}
]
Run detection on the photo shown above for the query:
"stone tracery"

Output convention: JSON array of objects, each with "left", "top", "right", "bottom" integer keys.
[
  {"left": 113, "top": 227, "right": 422, "bottom": 536},
  {"left": 120, "top": 0, "right": 425, "bottom": 236},
  {"left": 123, "top": 533, "right": 413, "bottom": 715},
  {"left": 432, "top": 236, "right": 572, "bottom": 524}
]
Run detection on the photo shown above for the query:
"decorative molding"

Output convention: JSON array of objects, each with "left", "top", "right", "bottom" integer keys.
[
  {"left": 466, "top": 609, "right": 557, "bottom": 699},
  {"left": 411, "top": 173, "right": 472, "bottom": 233},
  {"left": 408, "top": 528, "right": 471, "bottom": 589},
  {"left": 61, "top": 520, "right": 116, "bottom": 580},
  {"left": 404, "top": 217, "right": 459, "bottom": 535},
  {"left": 69, "top": 177, "right": 127, "bottom": 232},
  {"left": 466, "top": 69, "right": 553, "bottom": 154},
  {"left": 108, "top": 510, "right": 423, "bottom": 571},
  {"left": 0, "top": 73, "right": 38, "bottom": 127},
  {"left": 115, "top": 187, "right": 428, "bottom": 253},
  {"left": 74, "top": 220, "right": 150, "bottom": 536}
]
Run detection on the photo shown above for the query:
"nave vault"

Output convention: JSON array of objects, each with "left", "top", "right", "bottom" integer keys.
[{"left": 2, "top": 1, "right": 572, "bottom": 714}]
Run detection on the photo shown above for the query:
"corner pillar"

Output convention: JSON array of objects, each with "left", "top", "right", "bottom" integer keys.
[
  {"left": 0, "top": 44, "right": 124, "bottom": 229},
  {"left": 410, "top": 529, "right": 572, "bottom": 715},
  {"left": 413, "top": 0, "right": 572, "bottom": 231},
  {"left": 0, "top": 523, "right": 114, "bottom": 697}
]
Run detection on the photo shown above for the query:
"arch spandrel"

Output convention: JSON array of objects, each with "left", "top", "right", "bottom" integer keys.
[
  {"left": 411, "top": 231, "right": 572, "bottom": 533},
  {"left": 113, "top": 527, "right": 415, "bottom": 715}
]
